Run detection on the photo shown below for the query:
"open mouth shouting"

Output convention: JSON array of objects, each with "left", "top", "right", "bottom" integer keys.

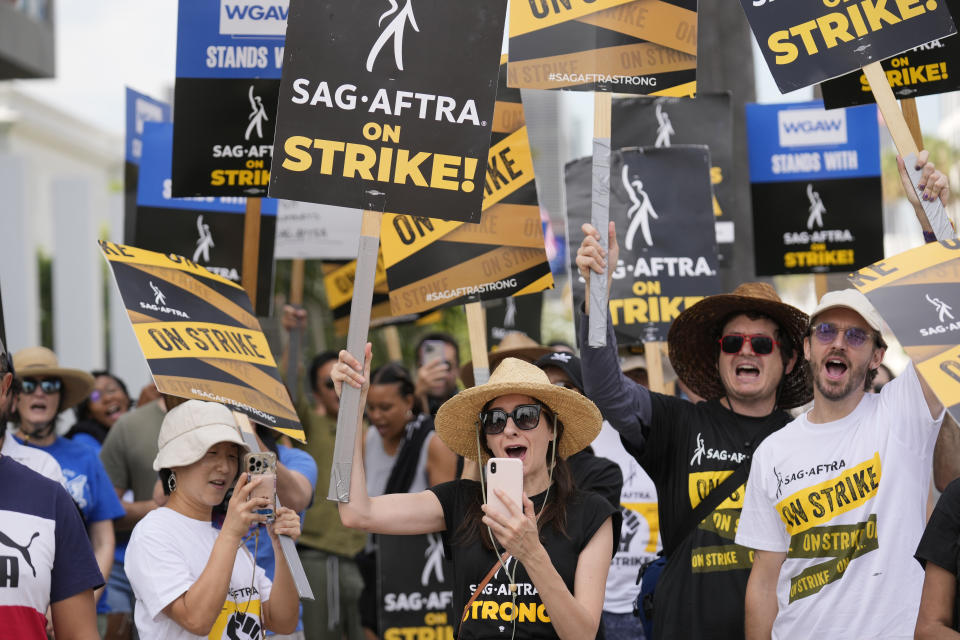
[
  {"left": 735, "top": 362, "right": 760, "bottom": 379},
  {"left": 824, "top": 356, "right": 849, "bottom": 381},
  {"left": 504, "top": 445, "right": 527, "bottom": 461}
]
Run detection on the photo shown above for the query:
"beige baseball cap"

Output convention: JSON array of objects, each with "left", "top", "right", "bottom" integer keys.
[
  {"left": 810, "top": 289, "right": 883, "bottom": 332},
  {"left": 153, "top": 399, "right": 248, "bottom": 471}
]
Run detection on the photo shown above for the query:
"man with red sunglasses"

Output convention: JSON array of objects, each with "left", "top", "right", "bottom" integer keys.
[
  {"left": 736, "top": 289, "right": 944, "bottom": 639},
  {"left": 577, "top": 225, "right": 811, "bottom": 640}
]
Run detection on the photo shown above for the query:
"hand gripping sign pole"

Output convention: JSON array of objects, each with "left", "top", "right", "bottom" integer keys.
[
  {"left": 589, "top": 91, "right": 613, "bottom": 347},
  {"left": 862, "top": 62, "right": 954, "bottom": 242},
  {"left": 286, "top": 258, "right": 306, "bottom": 407},
  {"left": 329, "top": 210, "right": 384, "bottom": 503}
]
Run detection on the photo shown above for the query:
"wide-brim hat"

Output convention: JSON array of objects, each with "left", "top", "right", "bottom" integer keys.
[
  {"left": 12, "top": 346, "right": 95, "bottom": 409},
  {"left": 667, "top": 282, "right": 812, "bottom": 409},
  {"left": 436, "top": 357, "right": 601, "bottom": 463},
  {"left": 153, "top": 399, "right": 249, "bottom": 471},
  {"left": 460, "top": 332, "right": 552, "bottom": 388}
]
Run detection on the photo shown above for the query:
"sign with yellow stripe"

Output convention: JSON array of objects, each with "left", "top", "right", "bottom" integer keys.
[
  {"left": 850, "top": 239, "right": 960, "bottom": 425},
  {"left": 380, "top": 59, "right": 554, "bottom": 316},
  {"left": 507, "top": 0, "right": 697, "bottom": 94},
  {"left": 100, "top": 240, "right": 306, "bottom": 442}
]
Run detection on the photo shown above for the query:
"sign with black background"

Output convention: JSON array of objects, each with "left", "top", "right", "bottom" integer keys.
[
  {"left": 138, "top": 122, "right": 277, "bottom": 316},
  {"left": 740, "top": 0, "right": 957, "bottom": 93},
  {"left": 567, "top": 146, "right": 720, "bottom": 345},
  {"left": 172, "top": 0, "right": 285, "bottom": 197},
  {"left": 821, "top": 1, "right": 960, "bottom": 109},
  {"left": 269, "top": 0, "right": 507, "bottom": 222},
  {"left": 378, "top": 533, "right": 455, "bottom": 640},
  {"left": 612, "top": 94, "right": 734, "bottom": 264}
]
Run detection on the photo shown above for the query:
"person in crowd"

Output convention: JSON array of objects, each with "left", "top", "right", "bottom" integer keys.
[
  {"left": 577, "top": 227, "right": 811, "bottom": 639},
  {"left": 335, "top": 346, "right": 617, "bottom": 639},
  {"left": 548, "top": 340, "right": 576, "bottom": 354},
  {"left": 125, "top": 400, "right": 301, "bottom": 639},
  {"left": 460, "top": 331, "right": 552, "bottom": 388},
  {"left": 66, "top": 370, "right": 132, "bottom": 453},
  {"left": 0, "top": 336, "right": 104, "bottom": 640},
  {"left": 536, "top": 351, "right": 655, "bottom": 640},
  {"left": 357, "top": 361, "right": 457, "bottom": 638},
  {"left": 294, "top": 348, "right": 368, "bottom": 640},
  {"left": 10, "top": 347, "right": 125, "bottom": 610},
  {"left": 737, "top": 289, "right": 944, "bottom": 638},
  {"left": 915, "top": 476, "right": 960, "bottom": 638},
  {"left": 414, "top": 332, "right": 461, "bottom": 416}
]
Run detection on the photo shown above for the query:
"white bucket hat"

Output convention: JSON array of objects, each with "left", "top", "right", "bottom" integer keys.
[{"left": 153, "top": 399, "right": 248, "bottom": 471}]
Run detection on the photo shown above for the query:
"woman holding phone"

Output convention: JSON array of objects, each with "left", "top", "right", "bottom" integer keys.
[
  {"left": 334, "top": 346, "right": 617, "bottom": 640},
  {"left": 125, "top": 400, "right": 302, "bottom": 640}
]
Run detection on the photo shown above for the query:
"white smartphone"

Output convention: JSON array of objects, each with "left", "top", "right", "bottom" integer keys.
[{"left": 485, "top": 457, "right": 523, "bottom": 519}]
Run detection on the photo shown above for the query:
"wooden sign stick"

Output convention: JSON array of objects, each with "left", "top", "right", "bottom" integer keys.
[
  {"left": 862, "top": 62, "right": 953, "bottom": 241},
  {"left": 465, "top": 301, "right": 490, "bottom": 386},
  {"left": 285, "top": 259, "right": 306, "bottom": 407},
  {"left": 588, "top": 91, "right": 613, "bottom": 347},
  {"left": 645, "top": 342, "right": 666, "bottom": 394},
  {"left": 242, "top": 197, "right": 262, "bottom": 303},
  {"left": 329, "top": 210, "right": 383, "bottom": 502},
  {"left": 383, "top": 325, "right": 403, "bottom": 362},
  {"left": 815, "top": 273, "right": 829, "bottom": 302},
  {"left": 900, "top": 97, "right": 924, "bottom": 150},
  {"left": 233, "top": 412, "right": 315, "bottom": 600}
]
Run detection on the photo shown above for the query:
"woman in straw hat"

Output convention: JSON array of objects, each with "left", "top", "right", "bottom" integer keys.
[
  {"left": 334, "top": 345, "right": 617, "bottom": 640},
  {"left": 11, "top": 346, "right": 126, "bottom": 609},
  {"left": 125, "top": 399, "right": 302, "bottom": 639}
]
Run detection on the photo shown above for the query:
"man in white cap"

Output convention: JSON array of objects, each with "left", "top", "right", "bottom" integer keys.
[{"left": 736, "top": 290, "right": 944, "bottom": 638}]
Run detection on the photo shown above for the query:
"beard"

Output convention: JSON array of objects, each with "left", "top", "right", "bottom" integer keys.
[{"left": 812, "top": 352, "right": 870, "bottom": 401}]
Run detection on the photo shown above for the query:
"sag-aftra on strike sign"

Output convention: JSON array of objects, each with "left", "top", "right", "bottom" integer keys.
[
  {"left": 269, "top": 0, "right": 507, "bottom": 223},
  {"left": 741, "top": 0, "right": 957, "bottom": 93}
]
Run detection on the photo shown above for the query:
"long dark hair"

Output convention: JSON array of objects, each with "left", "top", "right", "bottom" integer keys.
[
  {"left": 454, "top": 407, "right": 575, "bottom": 550},
  {"left": 74, "top": 370, "right": 131, "bottom": 423}
]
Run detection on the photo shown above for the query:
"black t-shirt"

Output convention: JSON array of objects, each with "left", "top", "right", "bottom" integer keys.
[
  {"left": 567, "top": 447, "right": 624, "bottom": 514},
  {"left": 916, "top": 477, "right": 960, "bottom": 629},
  {"left": 628, "top": 395, "right": 789, "bottom": 640},
  {"left": 429, "top": 479, "right": 616, "bottom": 640}
]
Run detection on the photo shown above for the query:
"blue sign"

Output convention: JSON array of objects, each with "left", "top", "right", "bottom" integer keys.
[
  {"left": 176, "top": 0, "right": 287, "bottom": 79},
  {"left": 139, "top": 122, "right": 277, "bottom": 214},
  {"left": 125, "top": 88, "right": 171, "bottom": 165},
  {"left": 746, "top": 100, "right": 880, "bottom": 184}
]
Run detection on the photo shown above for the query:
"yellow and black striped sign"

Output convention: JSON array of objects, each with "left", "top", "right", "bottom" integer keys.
[
  {"left": 507, "top": 0, "right": 697, "bottom": 94},
  {"left": 850, "top": 239, "right": 960, "bottom": 423},
  {"left": 380, "top": 58, "right": 555, "bottom": 316},
  {"left": 99, "top": 240, "right": 305, "bottom": 442}
]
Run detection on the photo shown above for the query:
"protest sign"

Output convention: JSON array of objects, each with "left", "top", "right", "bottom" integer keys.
[
  {"left": 275, "top": 200, "right": 362, "bottom": 260},
  {"left": 486, "top": 293, "right": 544, "bottom": 346},
  {"left": 746, "top": 101, "right": 883, "bottom": 276},
  {"left": 740, "top": 0, "right": 957, "bottom": 93},
  {"left": 380, "top": 58, "right": 554, "bottom": 316},
  {"left": 850, "top": 239, "right": 960, "bottom": 424},
  {"left": 377, "top": 533, "right": 454, "bottom": 640},
  {"left": 172, "top": 0, "right": 286, "bottom": 197},
  {"left": 268, "top": 0, "right": 507, "bottom": 222},
  {"left": 136, "top": 122, "right": 277, "bottom": 315},
  {"left": 567, "top": 146, "right": 720, "bottom": 344},
  {"left": 507, "top": 0, "right": 698, "bottom": 93},
  {"left": 612, "top": 94, "right": 734, "bottom": 262},
  {"left": 822, "top": 1, "right": 960, "bottom": 109},
  {"left": 99, "top": 241, "right": 305, "bottom": 442},
  {"left": 124, "top": 88, "right": 171, "bottom": 244}
]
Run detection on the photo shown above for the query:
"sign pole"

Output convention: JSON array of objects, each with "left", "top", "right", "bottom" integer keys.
[
  {"left": 862, "top": 62, "right": 953, "bottom": 240},
  {"left": 329, "top": 210, "right": 383, "bottom": 502},
  {"left": 588, "top": 91, "right": 612, "bottom": 347},
  {"left": 900, "top": 98, "right": 924, "bottom": 150},
  {"left": 465, "top": 302, "right": 490, "bottom": 387},
  {"left": 242, "top": 197, "right": 262, "bottom": 304},
  {"left": 645, "top": 342, "right": 666, "bottom": 394},
  {"left": 383, "top": 325, "right": 403, "bottom": 362},
  {"left": 232, "top": 412, "right": 314, "bottom": 599},
  {"left": 286, "top": 259, "right": 306, "bottom": 407},
  {"left": 814, "top": 273, "right": 829, "bottom": 301}
]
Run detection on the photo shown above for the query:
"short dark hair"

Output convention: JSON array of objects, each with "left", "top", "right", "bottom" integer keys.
[
  {"left": 369, "top": 362, "right": 416, "bottom": 398},
  {"left": 308, "top": 350, "right": 340, "bottom": 392},
  {"left": 415, "top": 332, "right": 460, "bottom": 366},
  {"left": 74, "top": 371, "right": 131, "bottom": 422}
]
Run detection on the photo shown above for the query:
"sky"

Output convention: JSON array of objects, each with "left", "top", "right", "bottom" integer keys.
[{"left": 6, "top": 2, "right": 943, "bottom": 138}]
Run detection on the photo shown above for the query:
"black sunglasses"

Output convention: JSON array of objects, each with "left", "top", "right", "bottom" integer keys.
[
  {"left": 479, "top": 404, "right": 542, "bottom": 435},
  {"left": 719, "top": 334, "right": 778, "bottom": 356},
  {"left": 21, "top": 377, "right": 63, "bottom": 395},
  {"left": 811, "top": 323, "right": 870, "bottom": 348}
]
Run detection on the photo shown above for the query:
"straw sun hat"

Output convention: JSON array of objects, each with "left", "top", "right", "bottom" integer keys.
[
  {"left": 436, "top": 357, "right": 601, "bottom": 463},
  {"left": 667, "top": 282, "right": 812, "bottom": 410},
  {"left": 13, "top": 346, "right": 95, "bottom": 409}
]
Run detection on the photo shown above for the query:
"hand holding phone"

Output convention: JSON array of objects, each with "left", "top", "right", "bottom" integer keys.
[
  {"left": 485, "top": 457, "right": 523, "bottom": 520},
  {"left": 243, "top": 452, "right": 277, "bottom": 524}
]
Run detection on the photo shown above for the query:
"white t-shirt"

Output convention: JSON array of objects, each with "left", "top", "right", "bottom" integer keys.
[
  {"left": 126, "top": 507, "right": 272, "bottom": 640},
  {"left": 1, "top": 433, "right": 66, "bottom": 486},
  {"left": 736, "top": 363, "right": 943, "bottom": 639},
  {"left": 591, "top": 421, "right": 660, "bottom": 613}
]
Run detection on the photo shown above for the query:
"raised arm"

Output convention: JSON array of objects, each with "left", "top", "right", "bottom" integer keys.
[
  {"left": 576, "top": 222, "right": 654, "bottom": 452},
  {"left": 745, "top": 549, "right": 785, "bottom": 640},
  {"left": 332, "top": 345, "right": 447, "bottom": 535}
]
